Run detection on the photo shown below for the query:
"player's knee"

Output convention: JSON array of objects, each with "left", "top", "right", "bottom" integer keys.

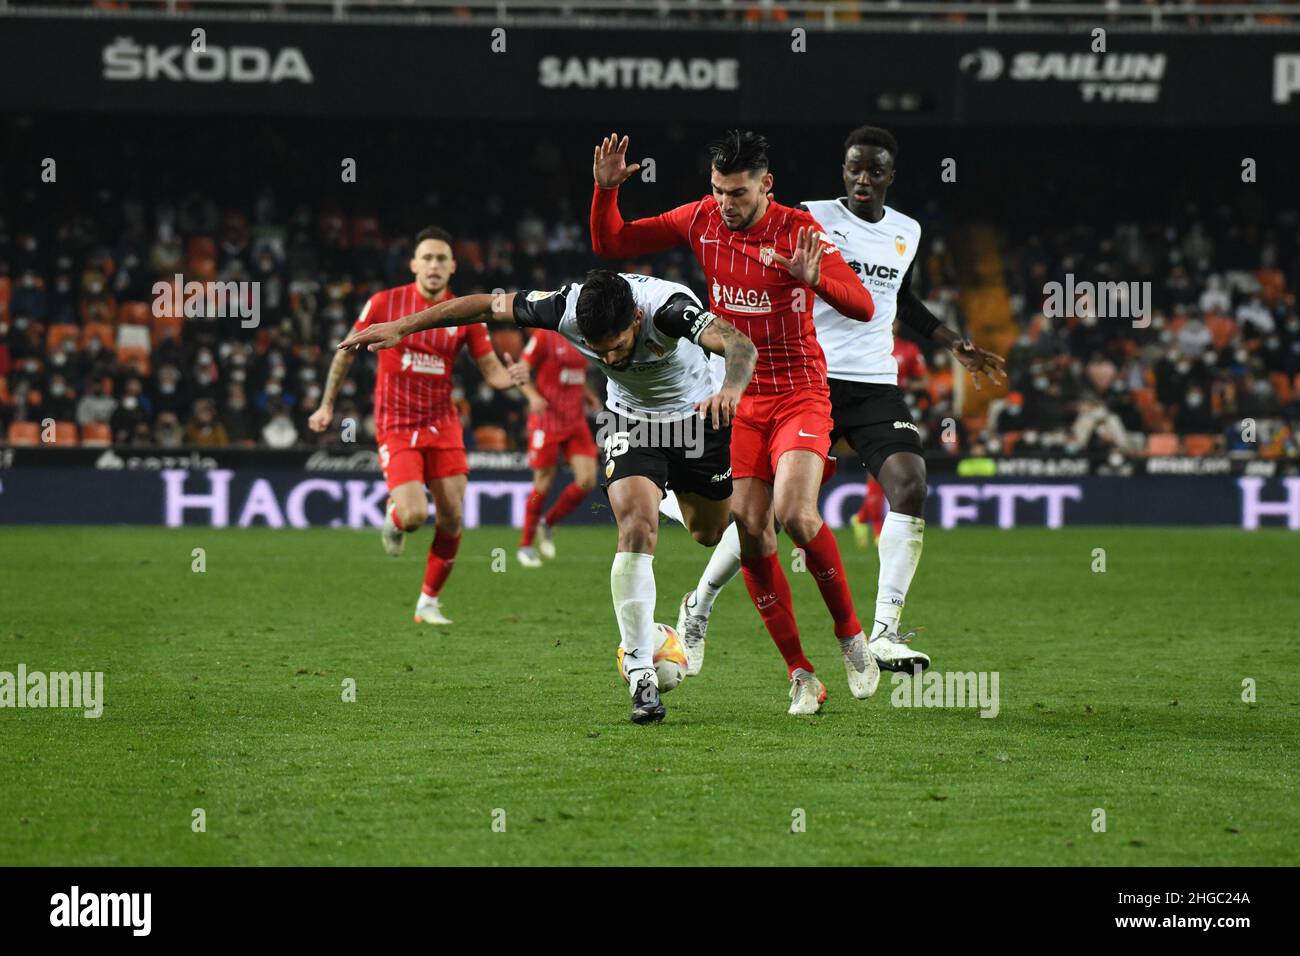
[
  {"left": 618, "top": 515, "right": 658, "bottom": 552},
  {"left": 396, "top": 504, "right": 426, "bottom": 532},
  {"left": 775, "top": 506, "right": 820, "bottom": 545},
  {"left": 690, "top": 524, "right": 725, "bottom": 548},
  {"left": 888, "top": 471, "right": 928, "bottom": 515},
  {"left": 435, "top": 510, "right": 463, "bottom": 536},
  {"left": 575, "top": 475, "right": 596, "bottom": 493}
]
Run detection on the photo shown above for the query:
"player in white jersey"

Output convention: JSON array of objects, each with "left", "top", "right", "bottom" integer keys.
[
  {"left": 339, "top": 269, "right": 757, "bottom": 725},
  {"left": 674, "top": 125, "right": 1005, "bottom": 676}
]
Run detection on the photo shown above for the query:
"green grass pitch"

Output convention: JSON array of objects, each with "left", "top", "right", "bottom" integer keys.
[{"left": 1, "top": 523, "right": 1296, "bottom": 866}]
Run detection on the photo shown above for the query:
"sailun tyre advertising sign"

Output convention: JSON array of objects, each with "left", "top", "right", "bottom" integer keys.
[
  {"left": 0, "top": 466, "right": 1297, "bottom": 529},
  {"left": 0, "top": 16, "right": 1298, "bottom": 126}
]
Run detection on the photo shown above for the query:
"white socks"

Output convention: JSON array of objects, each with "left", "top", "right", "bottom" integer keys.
[
  {"left": 657, "top": 490, "right": 684, "bottom": 526},
  {"left": 416, "top": 592, "right": 439, "bottom": 610},
  {"left": 871, "top": 512, "right": 925, "bottom": 640},
  {"left": 690, "top": 521, "right": 742, "bottom": 617},
  {"left": 611, "top": 551, "right": 657, "bottom": 689}
]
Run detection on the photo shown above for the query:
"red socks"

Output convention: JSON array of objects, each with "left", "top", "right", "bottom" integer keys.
[
  {"left": 544, "top": 483, "right": 588, "bottom": 526},
  {"left": 797, "top": 522, "right": 862, "bottom": 638},
  {"left": 421, "top": 529, "right": 461, "bottom": 598},
  {"left": 741, "top": 551, "right": 814, "bottom": 676},
  {"left": 520, "top": 490, "right": 546, "bottom": 547},
  {"left": 856, "top": 479, "right": 885, "bottom": 537}
]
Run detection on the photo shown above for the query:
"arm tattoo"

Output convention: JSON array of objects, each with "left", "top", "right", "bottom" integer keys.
[{"left": 715, "top": 322, "right": 756, "bottom": 393}]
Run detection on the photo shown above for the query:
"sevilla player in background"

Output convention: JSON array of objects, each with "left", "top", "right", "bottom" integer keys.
[
  {"left": 310, "top": 226, "right": 521, "bottom": 625},
  {"left": 514, "top": 328, "right": 602, "bottom": 568},
  {"left": 591, "top": 130, "right": 881, "bottom": 715}
]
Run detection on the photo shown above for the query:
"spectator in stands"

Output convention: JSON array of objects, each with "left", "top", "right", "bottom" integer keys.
[
  {"left": 75, "top": 378, "right": 117, "bottom": 428},
  {"left": 154, "top": 411, "right": 183, "bottom": 448},
  {"left": 185, "top": 398, "right": 229, "bottom": 447},
  {"left": 261, "top": 400, "right": 298, "bottom": 448}
]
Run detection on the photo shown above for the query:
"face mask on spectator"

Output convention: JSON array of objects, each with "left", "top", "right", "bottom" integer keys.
[
  {"left": 51, "top": 352, "right": 67, "bottom": 367},
  {"left": 300, "top": 368, "right": 317, "bottom": 383},
  {"left": 159, "top": 381, "right": 175, "bottom": 395},
  {"left": 1033, "top": 376, "right": 1049, "bottom": 390},
  {"left": 1235, "top": 349, "right": 1248, "bottom": 364},
  {"left": 15, "top": 317, "right": 29, "bottom": 331},
  {"left": 123, "top": 396, "right": 138, "bottom": 411},
  {"left": 231, "top": 368, "right": 246, "bottom": 383},
  {"left": 1176, "top": 361, "right": 1192, "bottom": 374},
  {"left": 1186, "top": 392, "right": 1204, "bottom": 408},
  {"left": 50, "top": 382, "right": 66, "bottom": 396}
]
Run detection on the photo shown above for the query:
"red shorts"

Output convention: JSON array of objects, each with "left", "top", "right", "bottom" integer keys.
[
  {"left": 527, "top": 419, "right": 598, "bottom": 470},
  {"left": 730, "top": 388, "right": 834, "bottom": 484},
  {"left": 378, "top": 426, "right": 468, "bottom": 491}
]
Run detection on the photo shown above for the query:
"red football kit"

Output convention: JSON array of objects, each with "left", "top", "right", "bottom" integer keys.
[
  {"left": 592, "top": 184, "right": 877, "bottom": 669},
  {"left": 590, "top": 185, "right": 874, "bottom": 483},
  {"left": 522, "top": 328, "right": 598, "bottom": 469},
  {"left": 353, "top": 283, "right": 493, "bottom": 490}
]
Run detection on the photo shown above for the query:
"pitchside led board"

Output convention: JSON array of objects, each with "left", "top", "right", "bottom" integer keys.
[{"left": 1, "top": 15, "right": 1299, "bottom": 126}]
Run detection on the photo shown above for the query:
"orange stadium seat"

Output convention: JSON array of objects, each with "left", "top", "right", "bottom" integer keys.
[
  {"left": 0, "top": 276, "right": 10, "bottom": 318},
  {"left": 186, "top": 236, "right": 217, "bottom": 264},
  {"left": 190, "top": 256, "right": 218, "bottom": 282},
  {"left": 1145, "top": 433, "right": 1180, "bottom": 457},
  {"left": 81, "top": 322, "right": 116, "bottom": 351},
  {"left": 152, "top": 313, "right": 184, "bottom": 348},
  {"left": 80, "top": 422, "right": 112, "bottom": 447},
  {"left": 46, "top": 323, "right": 80, "bottom": 354},
  {"left": 1269, "top": 371, "right": 1293, "bottom": 406},
  {"left": 474, "top": 426, "right": 509, "bottom": 451},
  {"left": 492, "top": 328, "right": 525, "bottom": 362},
  {"left": 117, "top": 346, "right": 151, "bottom": 376},
  {"left": 52, "top": 421, "right": 79, "bottom": 446},
  {"left": 6, "top": 421, "right": 40, "bottom": 446},
  {"left": 119, "top": 300, "right": 153, "bottom": 326},
  {"left": 1183, "top": 434, "right": 1218, "bottom": 457}
]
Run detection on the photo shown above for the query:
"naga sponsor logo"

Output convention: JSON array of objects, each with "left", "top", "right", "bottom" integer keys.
[
  {"left": 400, "top": 351, "right": 446, "bottom": 375},
  {"left": 104, "top": 36, "right": 312, "bottom": 84},
  {"left": 1274, "top": 54, "right": 1300, "bottom": 104},
  {"left": 538, "top": 56, "right": 739, "bottom": 91},
  {"left": 711, "top": 279, "right": 772, "bottom": 314},
  {"left": 961, "top": 48, "right": 1164, "bottom": 103},
  {"left": 559, "top": 368, "right": 587, "bottom": 386}
]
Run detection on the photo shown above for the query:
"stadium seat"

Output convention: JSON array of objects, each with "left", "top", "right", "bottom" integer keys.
[
  {"left": 53, "top": 421, "right": 78, "bottom": 446},
  {"left": 81, "top": 322, "right": 116, "bottom": 351},
  {"left": 474, "top": 425, "right": 509, "bottom": 451},
  {"left": 0, "top": 276, "right": 11, "bottom": 319},
  {"left": 492, "top": 328, "right": 525, "bottom": 362},
  {"left": 46, "top": 323, "right": 80, "bottom": 354},
  {"left": 5, "top": 421, "right": 40, "bottom": 446},
  {"left": 187, "top": 236, "right": 218, "bottom": 265},
  {"left": 80, "top": 421, "right": 112, "bottom": 447},
  {"left": 1145, "top": 433, "right": 1180, "bottom": 456},
  {"left": 1269, "top": 371, "right": 1292, "bottom": 406},
  {"left": 119, "top": 301, "right": 153, "bottom": 326},
  {"left": 118, "top": 345, "right": 151, "bottom": 375},
  {"left": 152, "top": 313, "right": 184, "bottom": 348},
  {"left": 1184, "top": 434, "right": 1218, "bottom": 457}
]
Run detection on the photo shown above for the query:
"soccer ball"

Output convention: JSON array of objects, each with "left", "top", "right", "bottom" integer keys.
[{"left": 616, "top": 622, "right": 688, "bottom": 693}]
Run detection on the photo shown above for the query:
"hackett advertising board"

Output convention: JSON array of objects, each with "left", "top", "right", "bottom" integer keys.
[{"left": 1, "top": 16, "right": 1299, "bottom": 126}]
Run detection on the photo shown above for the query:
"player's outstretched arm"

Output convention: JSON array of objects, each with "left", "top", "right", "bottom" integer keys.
[
  {"left": 774, "top": 224, "right": 875, "bottom": 322},
  {"left": 694, "top": 317, "right": 757, "bottom": 428},
  {"left": 476, "top": 351, "right": 525, "bottom": 392},
  {"left": 896, "top": 265, "right": 1007, "bottom": 390},
  {"left": 337, "top": 292, "right": 518, "bottom": 352},
  {"left": 590, "top": 132, "right": 693, "bottom": 258},
  {"left": 308, "top": 347, "right": 355, "bottom": 432}
]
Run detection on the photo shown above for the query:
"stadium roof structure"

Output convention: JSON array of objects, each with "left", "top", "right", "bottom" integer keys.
[{"left": 5, "top": 0, "right": 1300, "bottom": 33}]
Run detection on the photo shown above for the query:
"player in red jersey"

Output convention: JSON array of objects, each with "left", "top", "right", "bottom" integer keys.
[
  {"left": 591, "top": 130, "right": 880, "bottom": 714},
  {"left": 515, "top": 328, "right": 602, "bottom": 568},
  {"left": 851, "top": 326, "right": 927, "bottom": 548},
  {"left": 309, "top": 226, "right": 521, "bottom": 625}
]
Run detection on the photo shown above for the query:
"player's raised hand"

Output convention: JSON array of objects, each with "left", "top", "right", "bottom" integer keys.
[
  {"left": 503, "top": 352, "right": 531, "bottom": 388},
  {"left": 593, "top": 133, "right": 640, "bottom": 189},
  {"left": 769, "top": 226, "right": 824, "bottom": 288},
  {"left": 338, "top": 320, "right": 403, "bottom": 352},
  {"left": 695, "top": 387, "right": 741, "bottom": 430},
  {"left": 307, "top": 405, "right": 334, "bottom": 433},
  {"left": 953, "top": 339, "right": 1008, "bottom": 391}
]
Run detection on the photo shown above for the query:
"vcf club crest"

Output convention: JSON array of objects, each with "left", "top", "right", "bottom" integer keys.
[{"left": 895, "top": 235, "right": 908, "bottom": 256}]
